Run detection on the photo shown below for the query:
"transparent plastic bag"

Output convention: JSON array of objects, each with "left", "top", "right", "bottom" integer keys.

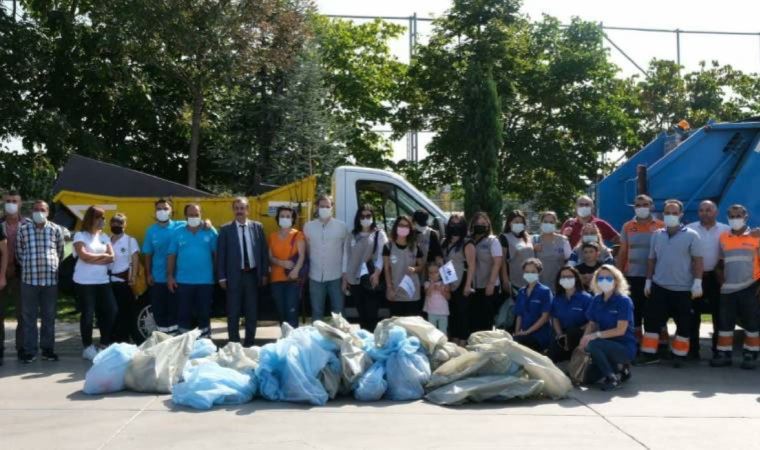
[
  {"left": 83, "top": 343, "right": 138, "bottom": 395},
  {"left": 172, "top": 362, "right": 256, "bottom": 410}
]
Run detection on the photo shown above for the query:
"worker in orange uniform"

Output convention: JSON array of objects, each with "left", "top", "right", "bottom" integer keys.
[{"left": 710, "top": 205, "right": 760, "bottom": 369}]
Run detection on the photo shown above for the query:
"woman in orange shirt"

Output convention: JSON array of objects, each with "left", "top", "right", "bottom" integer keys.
[{"left": 268, "top": 206, "right": 306, "bottom": 328}]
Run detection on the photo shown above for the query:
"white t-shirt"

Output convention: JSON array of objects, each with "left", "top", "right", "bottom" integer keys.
[
  {"left": 73, "top": 231, "right": 111, "bottom": 285},
  {"left": 686, "top": 221, "right": 730, "bottom": 271},
  {"left": 109, "top": 234, "right": 139, "bottom": 283}
]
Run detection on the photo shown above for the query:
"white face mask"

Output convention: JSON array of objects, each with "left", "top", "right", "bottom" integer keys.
[
  {"left": 582, "top": 234, "right": 598, "bottom": 243},
  {"left": 664, "top": 214, "right": 680, "bottom": 228},
  {"left": 577, "top": 206, "right": 592, "bottom": 218},
  {"left": 598, "top": 279, "right": 615, "bottom": 293},
  {"left": 729, "top": 218, "right": 746, "bottom": 231},
  {"left": 559, "top": 277, "right": 576, "bottom": 289},
  {"left": 32, "top": 211, "right": 47, "bottom": 224},
  {"left": 635, "top": 207, "right": 651, "bottom": 219},
  {"left": 279, "top": 217, "right": 293, "bottom": 229},
  {"left": 360, "top": 218, "right": 373, "bottom": 228},
  {"left": 318, "top": 207, "right": 332, "bottom": 220},
  {"left": 187, "top": 217, "right": 202, "bottom": 228},
  {"left": 156, "top": 210, "right": 171, "bottom": 222},
  {"left": 523, "top": 272, "right": 539, "bottom": 284},
  {"left": 4, "top": 203, "right": 18, "bottom": 215},
  {"left": 511, "top": 223, "right": 525, "bottom": 234},
  {"left": 540, "top": 223, "right": 556, "bottom": 234}
]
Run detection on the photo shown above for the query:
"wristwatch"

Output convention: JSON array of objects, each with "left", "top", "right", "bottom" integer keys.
[{"left": 595, "top": 331, "right": 602, "bottom": 339}]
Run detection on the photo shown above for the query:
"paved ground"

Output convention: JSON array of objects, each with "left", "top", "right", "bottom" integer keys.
[{"left": 3, "top": 322, "right": 760, "bottom": 450}]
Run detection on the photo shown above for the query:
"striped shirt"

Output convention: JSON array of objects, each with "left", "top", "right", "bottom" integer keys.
[{"left": 16, "top": 221, "right": 66, "bottom": 286}]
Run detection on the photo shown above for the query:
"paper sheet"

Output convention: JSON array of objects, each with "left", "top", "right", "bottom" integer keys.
[
  {"left": 399, "top": 275, "right": 416, "bottom": 298},
  {"left": 439, "top": 261, "right": 458, "bottom": 285}
]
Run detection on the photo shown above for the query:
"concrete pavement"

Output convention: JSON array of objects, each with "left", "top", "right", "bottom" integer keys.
[{"left": 2, "top": 322, "right": 760, "bottom": 449}]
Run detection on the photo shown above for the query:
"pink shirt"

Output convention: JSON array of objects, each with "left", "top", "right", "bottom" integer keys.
[{"left": 424, "top": 281, "right": 449, "bottom": 316}]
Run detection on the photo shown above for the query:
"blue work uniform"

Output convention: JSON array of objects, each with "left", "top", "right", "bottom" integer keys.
[
  {"left": 143, "top": 220, "right": 185, "bottom": 282},
  {"left": 168, "top": 226, "right": 218, "bottom": 284},
  {"left": 515, "top": 283, "right": 554, "bottom": 349},
  {"left": 551, "top": 291, "right": 592, "bottom": 331},
  {"left": 585, "top": 293, "right": 637, "bottom": 359}
]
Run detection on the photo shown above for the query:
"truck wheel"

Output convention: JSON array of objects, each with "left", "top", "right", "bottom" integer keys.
[{"left": 135, "top": 301, "right": 156, "bottom": 343}]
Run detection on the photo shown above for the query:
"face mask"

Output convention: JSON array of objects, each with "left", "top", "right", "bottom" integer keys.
[
  {"left": 396, "top": 226, "right": 410, "bottom": 238},
  {"left": 279, "top": 217, "right": 293, "bottom": 229},
  {"left": 582, "top": 234, "right": 598, "bottom": 243},
  {"left": 523, "top": 272, "right": 539, "bottom": 284},
  {"left": 156, "top": 210, "right": 171, "bottom": 222},
  {"left": 473, "top": 224, "right": 488, "bottom": 235},
  {"left": 664, "top": 214, "right": 680, "bottom": 228},
  {"left": 32, "top": 211, "right": 47, "bottom": 224},
  {"left": 110, "top": 226, "right": 124, "bottom": 235},
  {"left": 187, "top": 217, "right": 202, "bottom": 228},
  {"left": 577, "top": 206, "right": 592, "bottom": 218},
  {"left": 318, "top": 207, "right": 332, "bottom": 220},
  {"left": 4, "top": 203, "right": 18, "bottom": 215},
  {"left": 635, "top": 207, "right": 651, "bottom": 219},
  {"left": 729, "top": 218, "right": 746, "bottom": 231},
  {"left": 540, "top": 223, "right": 556, "bottom": 234},
  {"left": 360, "top": 218, "right": 373, "bottom": 228},
  {"left": 598, "top": 279, "right": 615, "bottom": 293},
  {"left": 559, "top": 277, "right": 576, "bottom": 289},
  {"left": 511, "top": 223, "right": 525, "bottom": 234}
]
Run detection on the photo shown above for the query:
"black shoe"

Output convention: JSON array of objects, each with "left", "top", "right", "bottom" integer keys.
[
  {"left": 619, "top": 364, "right": 632, "bottom": 383},
  {"left": 672, "top": 356, "right": 686, "bottom": 368},
  {"left": 686, "top": 350, "right": 701, "bottom": 361},
  {"left": 740, "top": 353, "right": 757, "bottom": 370},
  {"left": 634, "top": 353, "right": 660, "bottom": 366},
  {"left": 41, "top": 350, "right": 59, "bottom": 362},
  {"left": 21, "top": 354, "right": 36, "bottom": 364},
  {"left": 710, "top": 352, "right": 732, "bottom": 367},
  {"left": 17, "top": 350, "right": 24, "bottom": 361},
  {"left": 601, "top": 375, "right": 622, "bottom": 391}
]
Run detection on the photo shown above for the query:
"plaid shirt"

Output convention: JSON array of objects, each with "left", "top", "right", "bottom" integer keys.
[{"left": 16, "top": 221, "right": 65, "bottom": 286}]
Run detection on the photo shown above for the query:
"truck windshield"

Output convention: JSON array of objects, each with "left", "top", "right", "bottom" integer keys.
[{"left": 356, "top": 180, "right": 431, "bottom": 232}]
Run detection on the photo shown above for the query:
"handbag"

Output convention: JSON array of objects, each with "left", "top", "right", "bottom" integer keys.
[
  {"left": 128, "top": 236, "right": 149, "bottom": 297},
  {"left": 360, "top": 231, "right": 385, "bottom": 292},
  {"left": 285, "top": 231, "right": 308, "bottom": 283},
  {"left": 568, "top": 346, "right": 592, "bottom": 386}
]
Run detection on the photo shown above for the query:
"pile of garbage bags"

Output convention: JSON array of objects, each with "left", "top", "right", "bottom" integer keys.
[{"left": 82, "top": 314, "right": 571, "bottom": 409}]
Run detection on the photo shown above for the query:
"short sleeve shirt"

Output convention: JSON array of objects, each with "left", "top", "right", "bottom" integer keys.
[
  {"left": 561, "top": 216, "right": 620, "bottom": 248},
  {"left": 109, "top": 234, "right": 140, "bottom": 283},
  {"left": 268, "top": 229, "right": 304, "bottom": 283},
  {"left": 168, "top": 226, "right": 218, "bottom": 285},
  {"left": 142, "top": 220, "right": 185, "bottom": 283},
  {"left": 551, "top": 291, "right": 593, "bottom": 330},
  {"left": 73, "top": 231, "right": 111, "bottom": 285},
  {"left": 515, "top": 283, "right": 554, "bottom": 348},
  {"left": 586, "top": 293, "right": 637, "bottom": 359},
  {"left": 649, "top": 226, "right": 703, "bottom": 291}
]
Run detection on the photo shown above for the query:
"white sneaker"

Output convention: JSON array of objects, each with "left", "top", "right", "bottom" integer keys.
[{"left": 82, "top": 345, "right": 99, "bottom": 361}]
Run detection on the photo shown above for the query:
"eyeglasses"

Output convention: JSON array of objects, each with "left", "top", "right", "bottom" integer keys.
[{"left": 597, "top": 275, "right": 614, "bottom": 283}]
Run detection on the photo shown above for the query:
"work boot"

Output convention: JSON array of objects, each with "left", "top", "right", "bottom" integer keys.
[
  {"left": 672, "top": 355, "right": 687, "bottom": 368},
  {"left": 740, "top": 352, "right": 757, "bottom": 370},
  {"left": 710, "top": 352, "right": 732, "bottom": 367}
]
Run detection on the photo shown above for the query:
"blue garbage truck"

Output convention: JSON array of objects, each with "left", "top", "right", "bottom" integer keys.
[{"left": 598, "top": 119, "right": 760, "bottom": 232}]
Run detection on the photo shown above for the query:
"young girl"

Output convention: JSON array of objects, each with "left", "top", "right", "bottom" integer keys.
[{"left": 424, "top": 262, "right": 451, "bottom": 334}]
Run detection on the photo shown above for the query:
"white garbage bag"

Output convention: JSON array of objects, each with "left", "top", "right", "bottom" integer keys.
[
  {"left": 425, "top": 375, "right": 544, "bottom": 405},
  {"left": 375, "top": 316, "right": 447, "bottom": 355},
  {"left": 125, "top": 329, "right": 201, "bottom": 393}
]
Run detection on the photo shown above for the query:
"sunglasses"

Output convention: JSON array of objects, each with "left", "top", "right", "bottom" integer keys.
[{"left": 597, "top": 275, "right": 614, "bottom": 283}]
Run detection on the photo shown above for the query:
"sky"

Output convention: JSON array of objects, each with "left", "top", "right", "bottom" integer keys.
[{"left": 316, "top": 0, "right": 760, "bottom": 160}]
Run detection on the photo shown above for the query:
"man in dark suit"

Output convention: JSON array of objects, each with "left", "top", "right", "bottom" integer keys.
[{"left": 217, "top": 197, "right": 269, "bottom": 346}]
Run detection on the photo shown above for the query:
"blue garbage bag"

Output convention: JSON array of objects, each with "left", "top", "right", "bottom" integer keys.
[
  {"left": 256, "top": 327, "right": 339, "bottom": 406},
  {"left": 385, "top": 348, "right": 431, "bottom": 401},
  {"left": 190, "top": 338, "right": 217, "bottom": 359},
  {"left": 172, "top": 362, "right": 256, "bottom": 410},
  {"left": 353, "top": 362, "right": 387, "bottom": 402},
  {"left": 366, "top": 326, "right": 410, "bottom": 362},
  {"left": 83, "top": 343, "right": 138, "bottom": 395}
]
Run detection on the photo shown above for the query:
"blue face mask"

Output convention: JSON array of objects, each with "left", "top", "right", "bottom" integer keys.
[{"left": 523, "top": 272, "right": 539, "bottom": 284}]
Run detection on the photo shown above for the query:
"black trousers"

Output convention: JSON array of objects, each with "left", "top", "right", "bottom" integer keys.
[
  {"left": 448, "top": 283, "right": 469, "bottom": 340},
  {"left": 689, "top": 271, "right": 721, "bottom": 355},
  {"left": 468, "top": 287, "right": 500, "bottom": 335},
  {"left": 110, "top": 282, "right": 141, "bottom": 343},
  {"left": 644, "top": 284, "right": 691, "bottom": 356},
  {"left": 389, "top": 300, "right": 422, "bottom": 317},
  {"left": 0, "top": 273, "right": 22, "bottom": 356},
  {"left": 718, "top": 281, "right": 760, "bottom": 354},
  {"left": 226, "top": 270, "right": 259, "bottom": 347},
  {"left": 350, "top": 283, "right": 380, "bottom": 332},
  {"left": 548, "top": 326, "right": 586, "bottom": 363},
  {"left": 628, "top": 276, "right": 646, "bottom": 329},
  {"left": 77, "top": 283, "right": 118, "bottom": 348}
]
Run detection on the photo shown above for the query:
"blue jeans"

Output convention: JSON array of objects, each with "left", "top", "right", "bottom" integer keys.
[
  {"left": 587, "top": 338, "right": 631, "bottom": 379},
  {"left": 176, "top": 284, "right": 214, "bottom": 336},
  {"left": 309, "top": 279, "right": 344, "bottom": 322},
  {"left": 427, "top": 314, "right": 448, "bottom": 334},
  {"left": 271, "top": 281, "right": 300, "bottom": 328},
  {"left": 150, "top": 283, "right": 177, "bottom": 333}
]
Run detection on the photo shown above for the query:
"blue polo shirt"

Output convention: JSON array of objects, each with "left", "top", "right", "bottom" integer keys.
[
  {"left": 551, "top": 291, "right": 592, "bottom": 331},
  {"left": 142, "top": 220, "right": 186, "bottom": 283},
  {"left": 515, "top": 283, "right": 553, "bottom": 349},
  {"left": 168, "top": 226, "right": 218, "bottom": 285},
  {"left": 585, "top": 293, "right": 637, "bottom": 359}
]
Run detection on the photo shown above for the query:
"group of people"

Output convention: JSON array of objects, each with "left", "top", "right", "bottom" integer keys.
[{"left": 1, "top": 190, "right": 759, "bottom": 393}]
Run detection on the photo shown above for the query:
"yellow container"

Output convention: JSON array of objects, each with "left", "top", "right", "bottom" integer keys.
[{"left": 52, "top": 175, "right": 317, "bottom": 244}]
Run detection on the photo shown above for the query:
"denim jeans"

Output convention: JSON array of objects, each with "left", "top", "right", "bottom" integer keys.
[
  {"left": 176, "top": 284, "right": 214, "bottom": 336},
  {"left": 309, "top": 279, "right": 344, "bottom": 322},
  {"left": 76, "top": 283, "right": 118, "bottom": 348},
  {"left": 271, "top": 281, "right": 301, "bottom": 328},
  {"left": 587, "top": 338, "right": 631, "bottom": 379},
  {"left": 427, "top": 314, "right": 448, "bottom": 334},
  {"left": 21, "top": 284, "right": 58, "bottom": 356}
]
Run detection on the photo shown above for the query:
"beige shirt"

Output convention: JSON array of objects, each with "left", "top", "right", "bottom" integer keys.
[{"left": 304, "top": 218, "right": 349, "bottom": 282}]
